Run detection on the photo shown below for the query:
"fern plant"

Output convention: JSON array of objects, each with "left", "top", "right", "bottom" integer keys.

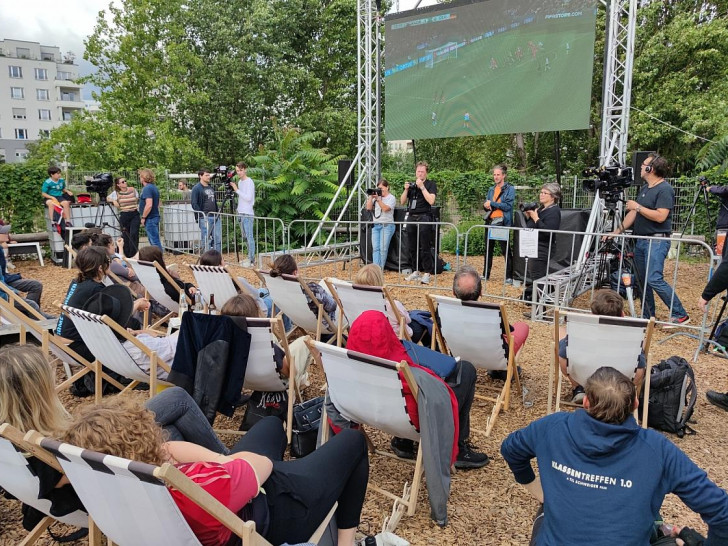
[
  {"left": 249, "top": 126, "right": 343, "bottom": 248},
  {"left": 697, "top": 134, "right": 728, "bottom": 174}
]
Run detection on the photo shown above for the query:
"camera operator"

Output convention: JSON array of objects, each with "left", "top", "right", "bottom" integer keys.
[
  {"left": 522, "top": 182, "right": 562, "bottom": 303},
  {"left": 705, "top": 179, "right": 728, "bottom": 258},
  {"left": 230, "top": 162, "right": 255, "bottom": 267},
  {"left": 191, "top": 169, "right": 222, "bottom": 253},
  {"left": 367, "top": 179, "right": 396, "bottom": 271},
  {"left": 607, "top": 154, "right": 689, "bottom": 326},
  {"left": 400, "top": 161, "right": 437, "bottom": 284},
  {"left": 483, "top": 163, "right": 515, "bottom": 283}
]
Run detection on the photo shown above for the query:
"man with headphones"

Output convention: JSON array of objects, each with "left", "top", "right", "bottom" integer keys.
[{"left": 608, "top": 153, "right": 690, "bottom": 326}]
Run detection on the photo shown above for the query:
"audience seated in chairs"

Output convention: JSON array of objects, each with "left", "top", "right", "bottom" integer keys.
[
  {"left": 452, "top": 265, "right": 529, "bottom": 381},
  {"left": 0, "top": 244, "right": 55, "bottom": 320},
  {"left": 137, "top": 245, "right": 197, "bottom": 308},
  {"left": 61, "top": 397, "right": 369, "bottom": 546},
  {"left": 199, "top": 249, "right": 224, "bottom": 266},
  {"left": 354, "top": 264, "right": 433, "bottom": 346},
  {"left": 346, "top": 310, "right": 489, "bottom": 469},
  {"left": 501, "top": 366, "right": 728, "bottom": 546},
  {"left": 559, "top": 289, "right": 646, "bottom": 404}
]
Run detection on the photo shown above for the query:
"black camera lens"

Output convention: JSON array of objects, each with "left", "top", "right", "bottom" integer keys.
[{"left": 519, "top": 202, "right": 539, "bottom": 212}]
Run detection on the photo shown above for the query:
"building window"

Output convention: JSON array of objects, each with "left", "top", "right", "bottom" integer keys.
[
  {"left": 9, "top": 66, "right": 22, "bottom": 78},
  {"left": 36, "top": 89, "right": 49, "bottom": 101},
  {"left": 39, "top": 109, "right": 51, "bottom": 121},
  {"left": 39, "top": 129, "right": 51, "bottom": 138},
  {"left": 41, "top": 52, "right": 55, "bottom": 61},
  {"left": 15, "top": 129, "right": 29, "bottom": 140},
  {"left": 61, "top": 92, "right": 77, "bottom": 102},
  {"left": 57, "top": 71, "right": 74, "bottom": 81},
  {"left": 11, "top": 87, "right": 24, "bottom": 99},
  {"left": 12, "top": 108, "right": 26, "bottom": 120},
  {"left": 62, "top": 111, "right": 73, "bottom": 121},
  {"left": 16, "top": 48, "right": 30, "bottom": 59},
  {"left": 34, "top": 68, "right": 48, "bottom": 80},
  {"left": 15, "top": 150, "right": 29, "bottom": 160}
]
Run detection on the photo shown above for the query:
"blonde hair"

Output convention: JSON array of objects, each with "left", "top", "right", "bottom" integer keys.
[
  {"left": 354, "top": 263, "right": 384, "bottom": 287},
  {"left": 0, "top": 344, "right": 69, "bottom": 435},
  {"left": 138, "top": 169, "right": 156, "bottom": 184},
  {"left": 61, "top": 397, "right": 167, "bottom": 466}
]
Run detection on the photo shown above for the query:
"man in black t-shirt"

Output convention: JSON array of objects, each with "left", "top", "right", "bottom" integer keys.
[
  {"left": 191, "top": 169, "right": 222, "bottom": 253},
  {"left": 400, "top": 161, "right": 437, "bottom": 284},
  {"left": 608, "top": 154, "right": 689, "bottom": 326}
]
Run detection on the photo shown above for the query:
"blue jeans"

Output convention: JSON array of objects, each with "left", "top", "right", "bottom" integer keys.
[
  {"left": 260, "top": 288, "right": 293, "bottom": 331},
  {"left": 633, "top": 238, "right": 687, "bottom": 320},
  {"left": 199, "top": 214, "right": 222, "bottom": 252},
  {"left": 372, "top": 223, "right": 396, "bottom": 270},
  {"left": 239, "top": 214, "right": 255, "bottom": 261},
  {"left": 145, "top": 216, "right": 162, "bottom": 250}
]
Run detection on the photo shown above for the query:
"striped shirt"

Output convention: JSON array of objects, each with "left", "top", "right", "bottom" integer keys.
[{"left": 110, "top": 188, "right": 139, "bottom": 212}]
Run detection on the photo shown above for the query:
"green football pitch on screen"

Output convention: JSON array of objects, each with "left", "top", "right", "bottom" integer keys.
[{"left": 384, "top": 0, "right": 598, "bottom": 140}]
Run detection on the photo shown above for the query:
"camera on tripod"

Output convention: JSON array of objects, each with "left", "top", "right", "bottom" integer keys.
[
  {"left": 582, "top": 166, "right": 634, "bottom": 194},
  {"left": 211, "top": 165, "right": 234, "bottom": 187},
  {"left": 85, "top": 173, "right": 114, "bottom": 201},
  {"left": 366, "top": 188, "right": 382, "bottom": 197}
]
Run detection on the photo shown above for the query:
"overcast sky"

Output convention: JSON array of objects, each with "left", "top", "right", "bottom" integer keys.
[{"left": 1, "top": 0, "right": 436, "bottom": 99}]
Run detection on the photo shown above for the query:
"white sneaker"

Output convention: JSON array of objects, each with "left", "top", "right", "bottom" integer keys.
[
  {"left": 405, "top": 271, "right": 422, "bottom": 282},
  {"left": 420, "top": 273, "right": 431, "bottom": 284},
  {"left": 240, "top": 259, "right": 252, "bottom": 268}
]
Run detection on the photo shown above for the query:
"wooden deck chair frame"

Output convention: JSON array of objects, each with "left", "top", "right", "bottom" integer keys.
[
  {"left": 0, "top": 424, "right": 101, "bottom": 546},
  {"left": 128, "top": 259, "right": 190, "bottom": 329},
  {"left": 189, "top": 264, "right": 244, "bottom": 309},
  {"left": 426, "top": 294, "right": 521, "bottom": 437},
  {"left": 549, "top": 308, "right": 655, "bottom": 427},
  {"left": 60, "top": 305, "right": 173, "bottom": 397},
  {"left": 255, "top": 269, "right": 338, "bottom": 342},
  {"left": 30, "top": 432, "right": 337, "bottom": 546},
  {"left": 324, "top": 278, "right": 411, "bottom": 346},
  {"left": 308, "top": 339, "right": 424, "bottom": 516}
]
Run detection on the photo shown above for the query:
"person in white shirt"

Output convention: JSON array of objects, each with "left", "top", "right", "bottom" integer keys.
[
  {"left": 232, "top": 162, "right": 256, "bottom": 267},
  {"left": 366, "top": 179, "right": 397, "bottom": 271}
]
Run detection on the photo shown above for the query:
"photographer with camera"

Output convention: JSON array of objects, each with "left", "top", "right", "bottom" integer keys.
[
  {"left": 139, "top": 168, "right": 162, "bottom": 250},
  {"left": 607, "top": 154, "right": 689, "bottom": 326},
  {"left": 522, "top": 182, "right": 562, "bottom": 304},
  {"left": 400, "top": 161, "right": 437, "bottom": 284},
  {"left": 230, "top": 162, "right": 255, "bottom": 267},
  {"left": 191, "top": 169, "right": 222, "bottom": 253},
  {"left": 703, "top": 178, "right": 728, "bottom": 258},
  {"left": 483, "top": 163, "right": 515, "bottom": 283},
  {"left": 366, "top": 179, "right": 396, "bottom": 271}
]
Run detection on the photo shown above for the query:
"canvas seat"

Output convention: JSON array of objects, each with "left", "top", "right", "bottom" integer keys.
[
  {"left": 126, "top": 259, "right": 185, "bottom": 328},
  {"left": 427, "top": 294, "right": 521, "bottom": 436},
  {"left": 189, "top": 264, "right": 241, "bottom": 309}
]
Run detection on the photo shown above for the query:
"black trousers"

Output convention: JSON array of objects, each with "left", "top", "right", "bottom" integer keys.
[
  {"left": 234, "top": 420, "right": 369, "bottom": 545},
  {"left": 119, "top": 210, "right": 141, "bottom": 256},
  {"left": 446, "top": 361, "right": 476, "bottom": 449},
  {"left": 483, "top": 232, "right": 513, "bottom": 280},
  {"left": 407, "top": 213, "right": 434, "bottom": 273}
]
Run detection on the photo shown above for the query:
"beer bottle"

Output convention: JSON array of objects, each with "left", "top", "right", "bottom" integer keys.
[{"left": 208, "top": 294, "right": 219, "bottom": 315}]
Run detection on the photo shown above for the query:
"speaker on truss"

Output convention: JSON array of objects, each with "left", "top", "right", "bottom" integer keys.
[
  {"left": 338, "top": 160, "right": 354, "bottom": 187},
  {"left": 632, "top": 151, "right": 655, "bottom": 185}
]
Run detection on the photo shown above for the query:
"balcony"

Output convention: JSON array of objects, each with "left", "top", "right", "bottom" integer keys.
[{"left": 55, "top": 78, "right": 82, "bottom": 89}]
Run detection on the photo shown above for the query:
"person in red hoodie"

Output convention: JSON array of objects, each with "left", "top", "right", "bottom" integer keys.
[{"left": 347, "top": 310, "right": 489, "bottom": 469}]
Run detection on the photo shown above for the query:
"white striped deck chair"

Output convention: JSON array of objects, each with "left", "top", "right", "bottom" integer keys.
[
  {"left": 427, "top": 294, "right": 520, "bottom": 436},
  {"left": 551, "top": 308, "right": 654, "bottom": 426},
  {"left": 324, "top": 278, "right": 410, "bottom": 346},
  {"left": 189, "top": 264, "right": 240, "bottom": 308},
  {"left": 256, "top": 270, "right": 338, "bottom": 342},
  {"left": 0, "top": 424, "right": 93, "bottom": 546},
  {"left": 244, "top": 317, "right": 296, "bottom": 443},
  {"left": 61, "top": 305, "right": 173, "bottom": 396},
  {"left": 32, "top": 433, "right": 338, "bottom": 546},
  {"left": 310, "top": 340, "right": 424, "bottom": 516},
  {"left": 127, "top": 259, "right": 183, "bottom": 328}
]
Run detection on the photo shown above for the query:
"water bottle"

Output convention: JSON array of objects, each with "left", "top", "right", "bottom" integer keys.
[
  {"left": 178, "top": 290, "right": 188, "bottom": 317},
  {"left": 193, "top": 291, "right": 204, "bottom": 313}
]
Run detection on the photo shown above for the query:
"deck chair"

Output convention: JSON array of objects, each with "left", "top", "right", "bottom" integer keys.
[
  {"left": 256, "top": 270, "right": 338, "bottom": 342},
  {"left": 127, "top": 259, "right": 185, "bottom": 329},
  {"left": 244, "top": 317, "right": 296, "bottom": 443},
  {"left": 324, "top": 278, "right": 410, "bottom": 346},
  {"left": 189, "top": 264, "right": 242, "bottom": 308},
  {"left": 60, "top": 305, "right": 174, "bottom": 396},
  {"left": 0, "top": 424, "right": 93, "bottom": 546},
  {"left": 550, "top": 308, "right": 655, "bottom": 426},
  {"left": 310, "top": 340, "right": 424, "bottom": 516},
  {"left": 31, "top": 432, "right": 338, "bottom": 546},
  {"left": 426, "top": 295, "right": 521, "bottom": 437}
]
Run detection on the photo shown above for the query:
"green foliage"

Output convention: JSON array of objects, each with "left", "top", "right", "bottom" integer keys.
[
  {"left": 697, "top": 135, "right": 728, "bottom": 174},
  {"left": 440, "top": 220, "right": 486, "bottom": 256},
  {"left": 0, "top": 163, "right": 47, "bottom": 231},
  {"left": 249, "top": 127, "right": 342, "bottom": 246}
]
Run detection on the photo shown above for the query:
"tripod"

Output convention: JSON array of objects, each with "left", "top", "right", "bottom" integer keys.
[
  {"left": 219, "top": 188, "right": 240, "bottom": 264},
  {"left": 680, "top": 182, "right": 713, "bottom": 242}
]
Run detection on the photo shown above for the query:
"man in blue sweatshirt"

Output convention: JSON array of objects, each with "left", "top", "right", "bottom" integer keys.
[{"left": 501, "top": 366, "right": 728, "bottom": 545}]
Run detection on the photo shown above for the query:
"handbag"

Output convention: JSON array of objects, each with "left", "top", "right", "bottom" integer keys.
[{"left": 290, "top": 396, "right": 324, "bottom": 458}]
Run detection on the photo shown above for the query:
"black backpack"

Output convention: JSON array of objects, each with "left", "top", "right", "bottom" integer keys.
[{"left": 643, "top": 356, "right": 697, "bottom": 437}]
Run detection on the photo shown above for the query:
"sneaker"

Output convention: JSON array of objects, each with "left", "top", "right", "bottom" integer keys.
[
  {"left": 420, "top": 273, "right": 431, "bottom": 284},
  {"left": 571, "top": 386, "right": 586, "bottom": 404},
  {"left": 706, "top": 390, "right": 728, "bottom": 412},
  {"left": 405, "top": 271, "right": 422, "bottom": 282},
  {"left": 664, "top": 315, "right": 690, "bottom": 329},
  {"left": 390, "top": 437, "right": 417, "bottom": 460},
  {"left": 240, "top": 259, "right": 252, "bottom": 268},
  {"left": 455, "top": 441, "right": 490, "bottom": 470},
  {"left": 505, "top": 278, "right": 513, "bottom": 285}
]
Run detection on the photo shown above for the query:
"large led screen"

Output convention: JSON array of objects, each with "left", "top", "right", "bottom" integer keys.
[{"left": 384, "top": 0, "right": 598, "bottom": 140}]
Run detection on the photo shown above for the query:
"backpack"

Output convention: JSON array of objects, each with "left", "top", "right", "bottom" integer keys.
[
  {"left": 643, "top": 356, "right": 697, "bottom": 437},
  {"left": 713, "top": 318, "right": 728, "bottom": 349}
]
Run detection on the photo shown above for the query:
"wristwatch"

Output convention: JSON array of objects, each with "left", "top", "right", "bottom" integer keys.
[{"left": 635, "top": 205, "right": 642, "bottom": 214}]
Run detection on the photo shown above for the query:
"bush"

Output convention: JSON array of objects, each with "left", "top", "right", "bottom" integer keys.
[{"left": 0, "top": 163, "right": 47, "bottom": 232}]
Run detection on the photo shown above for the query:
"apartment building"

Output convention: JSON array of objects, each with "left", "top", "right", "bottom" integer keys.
[{"left": 0, "top": 39, "right": 84, "bottom": 163}]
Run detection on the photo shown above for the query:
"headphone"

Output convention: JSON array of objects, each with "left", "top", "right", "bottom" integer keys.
[{"left": 644, "top": 154, "right": 660, "bottom": 174}]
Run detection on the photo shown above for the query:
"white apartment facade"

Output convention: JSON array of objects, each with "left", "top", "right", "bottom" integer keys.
[{"left": 0, "top": 39, "right": 84, "bottom": 163}]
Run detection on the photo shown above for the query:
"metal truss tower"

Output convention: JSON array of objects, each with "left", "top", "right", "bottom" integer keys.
[
  {"left": 357, "top": 0, "right": 379, "bottom": 192},
  {"left": 599, "top": 0, "right": 638, "bottom": 167}
]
